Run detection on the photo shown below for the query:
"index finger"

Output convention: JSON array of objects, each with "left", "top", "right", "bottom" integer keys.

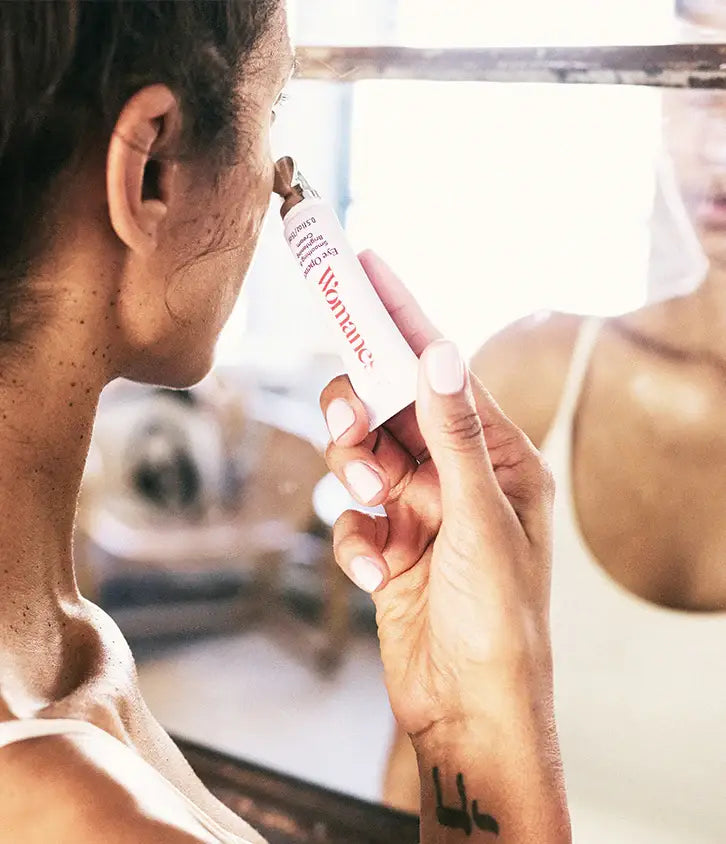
[{"left": 358, "top": 250, "right": 442, "bottom": 355}]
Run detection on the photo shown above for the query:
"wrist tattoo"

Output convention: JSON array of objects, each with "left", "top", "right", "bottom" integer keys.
[{"left": 432, "top": 767, "right": 499, "bottom": 837}]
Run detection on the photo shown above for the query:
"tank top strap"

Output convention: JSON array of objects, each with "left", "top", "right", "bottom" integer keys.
[
  {"left": 0, "top": 717, "right": 255, "bottom": 842},
  {"left": 548, "top": 316, "right": 603, "bottom": 438},
  {"left": 0, "top": 717, "right": 100, "bottom": 750}
]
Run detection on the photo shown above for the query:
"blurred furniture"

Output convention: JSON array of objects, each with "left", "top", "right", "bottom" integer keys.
[
  {"left": 75, "top": 382, "right": 353, "bottom": 673},
  {"left": 176, "top": 735, "right": 419, "bottom": 844}
]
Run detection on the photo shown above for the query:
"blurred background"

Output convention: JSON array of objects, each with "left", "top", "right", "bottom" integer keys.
[{"left": 74, "top": 0, "right": 718, "bottom": 831}]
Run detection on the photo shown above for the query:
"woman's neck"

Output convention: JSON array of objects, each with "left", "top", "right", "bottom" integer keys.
[
  {"left": 682, "top": 260, "right": 726, "bottom": 354},
  {"left": 639, "top": 248, "right": 726, "bottom": 362},
  {"left": 0, "top": 321, "right": 109, "bottom": 713}
]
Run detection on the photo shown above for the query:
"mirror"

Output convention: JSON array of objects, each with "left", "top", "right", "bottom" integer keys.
[{"left": 74, "top": 1, "right": 726, "bottom": 842}]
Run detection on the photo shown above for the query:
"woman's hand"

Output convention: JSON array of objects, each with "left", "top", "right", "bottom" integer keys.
[
  {"left": 321, "top": 250, "right": 554, "bottom": 739},
  {"left": 322, "top": 252, "right": 569, "bottom": 842}
]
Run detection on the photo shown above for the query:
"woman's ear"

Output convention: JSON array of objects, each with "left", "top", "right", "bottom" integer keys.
[{"left": 107, "top": 84, "right": 181, "bottom": 256}]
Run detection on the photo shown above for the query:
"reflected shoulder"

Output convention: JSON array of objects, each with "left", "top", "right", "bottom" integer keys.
[{"left": 470, "top": 311, "right": 586, "bottom": 448}]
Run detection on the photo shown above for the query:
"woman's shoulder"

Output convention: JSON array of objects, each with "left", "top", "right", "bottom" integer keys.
[
  {"left": 470, "top": 311, "right": 589, "bottom": 448},
  {"left": 0, "top": 729, "right": 211, "bottom": 843}
]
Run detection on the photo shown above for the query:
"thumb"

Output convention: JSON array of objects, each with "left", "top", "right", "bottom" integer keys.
[{"left": 416, "top": 340, "right": 501, "bottom": 522}]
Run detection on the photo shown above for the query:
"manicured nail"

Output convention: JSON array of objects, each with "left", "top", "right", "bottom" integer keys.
[
  {"left": 425, "top": 340, "right": 465, "bottom": 395},
  {"left": 344, "top": 461, "right": 383, "bottom": 504},
  {"left": 326, "top": 398, "right": 356, "bottom": 442},
  {"left": 350, "top": 556, "right": 384, "bottom": 593}
]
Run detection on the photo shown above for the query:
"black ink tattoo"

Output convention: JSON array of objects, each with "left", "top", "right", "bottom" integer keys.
[
  {"left": 433, "top": 767, "right": 472, "bottom": 835},
  {"left": 472, "top": 800, "right": 499, "bottom": 835},
  {"left": 432, "top": 767, "right": 500, "bottom": 837}
]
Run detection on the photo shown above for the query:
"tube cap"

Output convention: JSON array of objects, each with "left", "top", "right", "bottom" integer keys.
[{"left": 273, "top": 156, "right": 320, "bottom": 218}]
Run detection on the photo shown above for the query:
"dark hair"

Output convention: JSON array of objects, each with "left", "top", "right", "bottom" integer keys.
[{"left": 0, "top": 0, "right": 276, "bottom": 339}]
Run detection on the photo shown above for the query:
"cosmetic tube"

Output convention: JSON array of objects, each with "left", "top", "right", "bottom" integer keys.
[{"left": 274, "top": 156, "right": 418, "bottom": 431}]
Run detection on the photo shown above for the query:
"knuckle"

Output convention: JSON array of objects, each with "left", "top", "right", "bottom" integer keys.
[
  {"left": 491, "top": 427, "right": 555, "bottom": 505},
  {"left": 486, "top": 417, "right": 524, "bottom": 455},
  {"left": 539, "top": 457, "right": 556, "bottom": 500},
  {"left": 520, "top": 452, "right": 555, "bottom": 507},
  {"left": 324, "top": 440, "right": 337, "bottom": 469},
  {"left": 526, "top": 448, "right": 553, "bottom": 495},
  {"left": 440, "top": 410, "right": 484, "bottom": 449}
]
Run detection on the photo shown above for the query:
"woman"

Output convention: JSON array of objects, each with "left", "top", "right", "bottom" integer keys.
[
  {"left": 386, "top": 4, "right": 726, "bottom": 842},
  {"left": 0, "top": 2, "right": 568, "bottom": 842}
]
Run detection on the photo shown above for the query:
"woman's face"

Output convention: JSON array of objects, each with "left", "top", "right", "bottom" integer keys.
[
  {"left": 665, "top": 90, "right": 726, "bottom": 249},
  {"left": 665, "top": 8, "right": 726, "bottom": 262},
  {"left": 128, "top": 2, "right": 294, "bottom": 386}
]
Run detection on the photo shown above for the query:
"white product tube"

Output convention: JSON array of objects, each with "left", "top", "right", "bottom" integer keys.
[{"left": 281, "top": 196, "right": 419, "bottom": 431}]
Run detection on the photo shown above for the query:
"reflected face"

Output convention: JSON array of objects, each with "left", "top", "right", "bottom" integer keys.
[
  {"left": 665, "top": 90, "right": 726, "bottom": 240},
  {"left": 135, "top": 1, "right": 295, "bottom": 386},
  {"left": 664, "top": 9, "right": 726, "bottom": 261}
]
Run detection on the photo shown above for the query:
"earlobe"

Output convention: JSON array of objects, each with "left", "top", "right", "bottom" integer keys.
[{"left": 107, "top": 85, "right": 179, "bottom": 256}]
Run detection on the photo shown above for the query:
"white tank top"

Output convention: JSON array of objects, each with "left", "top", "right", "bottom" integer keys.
[
  {"left": 543, "top": 318, "right": 726, "bottom": 843},
  {"left": 0, "top": 717, "right": 258, "bottom": 843}
]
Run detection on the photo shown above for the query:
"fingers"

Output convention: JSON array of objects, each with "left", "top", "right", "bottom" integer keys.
[
  {"left": 333, "top": 510, "right": 390, "bottom": 593},
  {"left": 320, "top": 375, "right": 371, "bottom": 448},
  {"left": 415, "top": 340, "right": 498, "bottom": 526},
  {"left": 333, "top": 509, "right": 430, "bottom": 593},
  {"left": 416, "top": 339, "right": 553, "bottom": 547},
  {"left": 358, "top": 251, "right": 442, "bottom": 356},
  {"left": 321, "top": 252, "right": 437, "bottom": 456},
  {"left": 325, "top": 426, "right": 418, "bottom": 508},
  {"left": 468, "top": 373, "right": 555, "bottom": 545}
]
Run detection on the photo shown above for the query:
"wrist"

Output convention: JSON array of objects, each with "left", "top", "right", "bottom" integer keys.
[
  {"left": 413, "top": 688, "right": 571, "bottom": 844},
  {"left": 413, "top": 642, "right": 556, "bottom": 755}
]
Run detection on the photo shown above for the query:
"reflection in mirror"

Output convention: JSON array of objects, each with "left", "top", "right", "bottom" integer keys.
[{"left": 384, "top": 12, "right": 726, "bottom": 844}]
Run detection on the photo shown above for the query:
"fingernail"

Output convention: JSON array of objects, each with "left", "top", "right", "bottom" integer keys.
[
  {"left": 425, "top": 340, "right": 465, "bottom": 395},
  {"left": 350, "top": 556, "right": 384, "bottom": 593},
  {"left": 326, "top": 398, "right": 356, "bottom": 442},
  {"left": 344, "top": 461, "right": 383, "bottom": 504}
]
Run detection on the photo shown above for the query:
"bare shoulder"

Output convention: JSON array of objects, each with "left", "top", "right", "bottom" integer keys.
[
  {"left": 0, "top": 733, "right": 214, "bottom": 843},
  {"left": 470, "top": 311, "right": 587, "bottom": 447}
]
